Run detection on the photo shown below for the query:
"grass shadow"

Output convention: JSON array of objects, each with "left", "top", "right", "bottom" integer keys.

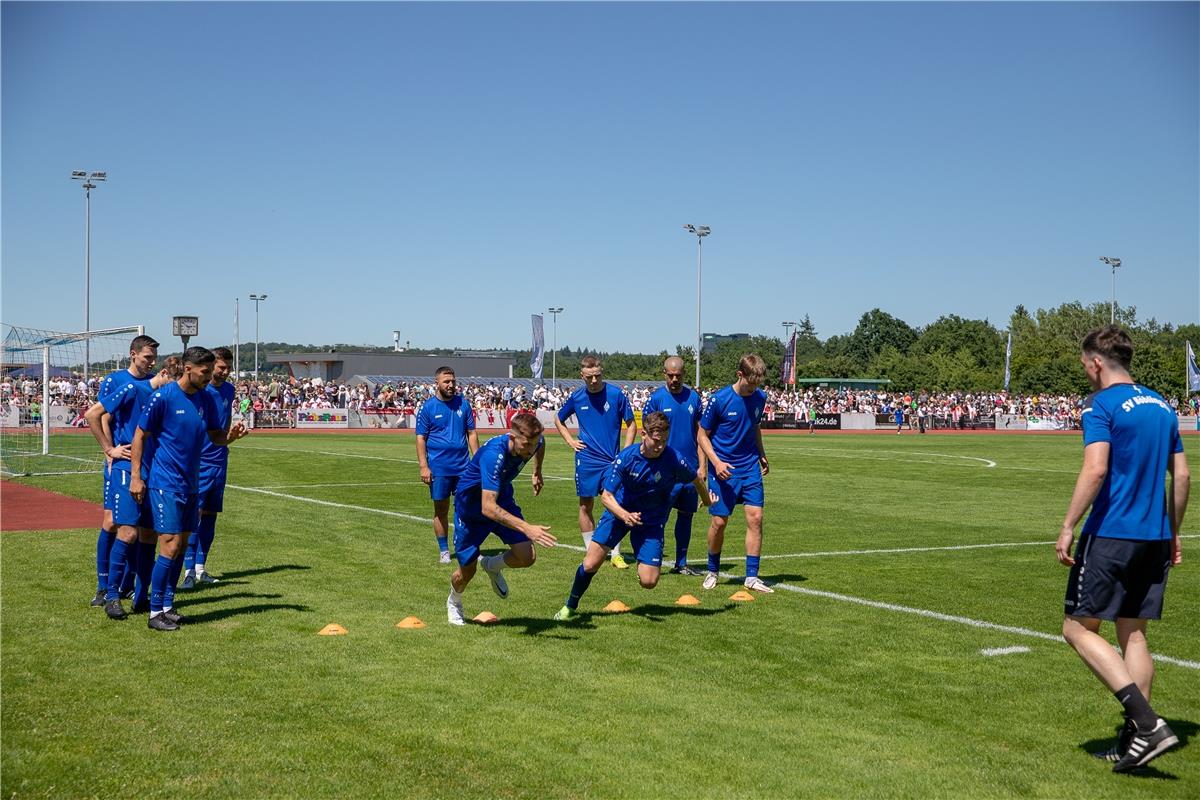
[
  {"left": 178, "top": 591, "right": 283, "bottom": 607},
  {"left": 766, "top": 572, "right": 808, "bottom": 583},
  {"left": 184, "top": 602, "right": 310, "bottom": 624},
  {"left": 490, "top": 613, "right": 600, "bottom": 638},
  {"left": 215, "top": 564, "right": 311, "bottom": 580},
  {"left": 628, "top": 602, "right": 737, "bottom": 622},
  {"left": 1077, "top": 717, "right": 1195, "bottom": 779}
]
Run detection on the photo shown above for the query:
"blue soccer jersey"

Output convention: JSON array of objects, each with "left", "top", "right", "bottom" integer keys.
[
  {"left": 557, "top": 384, "right": 633, "bottom": 466},
  {"left": 1080, "top": 383, "right": 1183, "bottom": 541},
  {"left": 199, "top": 380, "right": 236, "bottom": 485},
  {"left": 603, "top": 443, "right": 697, "bottom": 527},
  {"left": 138, "top": 382, "right": 220, "bottom": 494},
  {"left": 455, "top": 433, "right": 544, "bottom": 518},
  {"left": 416, "top": 394, "right": 476, "bottom": 476},
  {"left": 99, "top": 370, "right": 156, "bottom": 474},
  {"left": 700, "top": 385, "right": 767, "bottom": 470},
  {"left": 643, "top": 386, "right": 702, "bottom": 468}
]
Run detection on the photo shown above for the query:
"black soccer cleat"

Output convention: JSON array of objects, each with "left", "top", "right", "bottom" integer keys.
[
  {"left": 90, "top": 590, "right": 106, "bottom": 607},
  {"left": 1112, "top": 718, "right": 1179, "bottom": 773},
  {"left": 147, "top": 613, "right": 180, "bottom": 632},
  {"left": 1092, "top": 718, "right": 1135, "bottom": 763},
  {"left": 103, "top": 598, "right": 128, "bottom": 620},
  {"left": 162, "top": 609, "right": 189, "bottom": 625}
]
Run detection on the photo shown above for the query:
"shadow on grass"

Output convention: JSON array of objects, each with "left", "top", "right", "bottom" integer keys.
[
  {"left": 765, "top": 572, "right": 808, "bottom": 583},
  {"left": 1077, "top": 717, "right": 1195, "bottom": 779},
  {"left": 628, "top": 602, "right": 737, "bottom": 622},
  {"left": 183, "top": 602, "right": 310, "bottom": 624},
  {"left": 214, "top": 564, "right": 311, "bottom": 580},
  {"left": 179, "top": 591, "right": 283, "bottom": 607},
  {"left": 490, "top": 601, "right": 736, "bottom": 637}
]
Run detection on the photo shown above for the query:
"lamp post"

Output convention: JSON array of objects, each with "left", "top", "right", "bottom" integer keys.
[
  {"left": 683, "top": 224, "right": 711, "bottom": 389},
  {"left": 70, "top": 170, "right": 106, "bottom": 385},
  {"left": 782, "top": 320, "right": 797, "bottom": 341},
  {"left": 1099, "top": 257, "right": 1121, "bottom": 324},
  {"left": 249, "top": 293, "right": 268, "bottom": 384},
  {"left": 548, "top": 307, "right": 564, "bottom": 390}
]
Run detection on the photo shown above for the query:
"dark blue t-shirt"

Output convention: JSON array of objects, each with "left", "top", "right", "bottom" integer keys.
[
  {"left": 557, "top": 384, "right": 633, "bottom": 466},
  {"left": 1081, "top": 383, "right": 1183, "bottom": 541},
  {"left": 138, "top": 382, "right": 220, "bottom": 494},
  {"left": 455, "top": 434, "right": 543, "bottom": 520},
  {"left": 100, "top": 370, "right": 156, "bottom": 474},
  {"left": 642, "top": 386, "right": 702, "bottom": 470},
  {"left": 700, "top": 385, "right": 767, "bottom": 471},
  {"left": 416, "top": 394, "right": 476, "bottom": 476},
  {"left": 200, "top": 380, "right": 236, "bottom": 482},
  {"left": 603, "top": 443, "right": 697, "bottom": 526}
]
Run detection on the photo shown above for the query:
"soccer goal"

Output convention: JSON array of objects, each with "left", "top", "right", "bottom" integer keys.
[{"left": 1, "top": 324, "right": 145, "bottom": 477}]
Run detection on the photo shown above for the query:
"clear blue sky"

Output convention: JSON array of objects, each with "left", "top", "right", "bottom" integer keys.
[{"left": 3, "top": 1, "right": 1197, "bottom": 354}]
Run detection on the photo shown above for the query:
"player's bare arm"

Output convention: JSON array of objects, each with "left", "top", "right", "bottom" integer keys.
[
  {"left": 756, "top": 427, "right": 769, "bottom": 475},
  {"left": 129, "top": 427, "right": 149, "bottom": 503},
  {"left": 1056, "top": 441, "right": 1109, "bottom": 566},
  {"left": 600, "top": 488, "right": 641, "bottom": 527},
  {"left": 1168, "top": 450, "right": 1190, "bottom": 566},
  {"left": 553, "top": 414, "right": 586, "bottom": 452},
  {"left": 415, "top": 434, "right": 433, "bottom": 484},
  {"left": 481, "top": 489, "right": 555, "bottom": 546},
  {"left": 697, "top": 426, "right": 729, "bottom": 479}
]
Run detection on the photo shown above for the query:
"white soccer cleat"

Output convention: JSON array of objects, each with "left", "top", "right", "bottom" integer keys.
[
  {"left": 446, "top": 592, "right": 465, "bottom": 626},
  {"left": 438, "top": 551, "right": 451, "bottom": 564},
  {"left": 744, "top": 576, "right": 775, "bottom": 594},
  {"left": 702, "top": 572, "right": 718, "bottom": 591},
  {"left": 180, "top": 571, "right": 196, "bottom": 590},
  {"left": 483, "top": 560, "right": 509, "bottom": 600}
]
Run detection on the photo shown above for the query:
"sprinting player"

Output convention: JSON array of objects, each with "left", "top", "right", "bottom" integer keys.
[
  {"left": 554, "top": 356, "right": 636, "bottom": 568},
  {"left": 416, "top": 366, "right": 479, "bottom": 564},
  {"left": 1056, "top": 326, "right": 1187, "bottom": 773},
  {"left": 446, "top": 414, "right": 555, "bottom": 626},
  {"left": 86, "top": 335, "right": 159, "bottom": 608},
  {"left": 894, "top": 404, "right": 904, "bottom": 434},
  {"left": 182, "top": 347, "right": 239, "bottom": 587},
  {"left": 130, "top": 347, "right": 248, "bottom": 632},
  {"left": 554, "top": 412, "right": 713, "bottom": 620},
  {"left": 696, "top": 354, "right": 773, "bottom": 594},
  {"left": 642, "top": 356, "right": 705, "bottom": 574}
]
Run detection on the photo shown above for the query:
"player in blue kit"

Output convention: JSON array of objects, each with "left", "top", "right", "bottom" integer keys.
[
  {"left": 553, "top": 412, "right": 714, "bottom": 621},
  {"left": 446, "top": 414, "right": 555, "bottom": 625},
  {"left": 1055, "top": 326, "right": 1188, "bottom": 773},
  {"left": 554, "top": 356, "right": 636, "bottom": 568},
  {"left": 642, "top": 356, "right": 706, "bottom": 575},
  {"left": 697, "top": 354, "right": 774, "bottom": 594},
  {"left": 130, "top": 347, "right": 248, "bottom": 631},
  {"left": 416, "top": 366, "right": 479, "bottom": 564},
  {"left": 182, "top": 347, "right": 238, "bottom": 588}
]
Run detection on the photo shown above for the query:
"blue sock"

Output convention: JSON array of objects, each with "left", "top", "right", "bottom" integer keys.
[
  {"left": 165, "top": 556, "right": 185, "bottom": 610},
  {"left": 567, "top": 564, "right": 597, "bottom": 610},
  {"left": 134, "top": 541, "right": 155, "bottom": 607},
  {"left": 436, "top": 535, "right": 449, "bottom": 552},
  {"left": 746, "top": 555, "right": 761, "bottom": 579},
  {"left": 674, "top": 512, "right": 693, "bottom": 566},
  {"left": 150, "top": 554, "right": 173, "bottom": 613},
  {"left": 195, "top": 514, "right": 217, "bottom": 568},
  {"left": 105, "top": 539, "right": 132, "bottom": 601},
  {"left": 119, "top": 540, "right": 138, "bottom": 594},
  {"left": 184, "top": 534, "right": 199, "bottom": 572},
  {"left": 707, "top": 551, "right": 721, "bottom": 573},
  {"left": 96, "top": 529, "right": 116, "bottom": 591}
]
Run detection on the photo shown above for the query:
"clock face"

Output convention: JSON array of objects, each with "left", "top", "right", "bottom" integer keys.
[{"left": 173, "top": 316, "right": 199, "bottom": 336}]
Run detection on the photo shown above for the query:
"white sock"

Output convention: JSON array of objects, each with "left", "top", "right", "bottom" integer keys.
[
  {"left": 482, "top": 554, "right": 505, "bottom": 572},
  {"left": 449, "top": 585, "right": 462, "bottom": 602},
  {"left": 195, "top": 565, "right": 206, "bottom": 576},
  {"left": 581, "top": 531, "right": 593, "bottom": 547}
]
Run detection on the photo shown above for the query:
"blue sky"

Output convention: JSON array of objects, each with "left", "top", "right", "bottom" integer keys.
[{"left": 3, "top": 1, "right": 1197, "bottom": 354}]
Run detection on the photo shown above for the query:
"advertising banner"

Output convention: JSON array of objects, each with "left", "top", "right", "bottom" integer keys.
[
  {"left": 296, "top": 409, "right": 349, "bottom": 429},
  {"left": 811, "top": 413, "right": 842, "bottom": 430}
]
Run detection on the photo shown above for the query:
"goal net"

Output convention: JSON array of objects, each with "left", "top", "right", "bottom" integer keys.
[{"left": 1, "top": 324, "right": 145, "bottom": 477}]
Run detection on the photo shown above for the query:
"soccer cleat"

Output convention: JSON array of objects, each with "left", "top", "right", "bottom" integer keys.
[
  {"left": 438, "top": 550, "right": 452, "bottom": 564},
  {"left": 1112, "top": 718, "right": 1179, "bottom": 773},
  {"left": 744, "top": 576, "right": 775, "bottom": 594},
  {"left": 1093, "top": 719, "right": 1136, "bottom": 763},
  {"left": 180, "top": 571, "right": 196, "bottom": 590},
  {"left": 131, "top": 599, "right": 151, "bottom": 614},
  {"left": 196, "top": 571, "right": 220, "bottom": 584},
  {"left": 552, "top": 605, "right": 578, "bottom": 622},
  {"left": 702, "top": 572, "right": 719, "bottom": 591},
  {"left": 610, "top": 552, "right": 629, "bottom": 570},
  {"left": 147, "top": 613, "right": 180, "bottom": 632},
  {"left": 120, "top": 588, "right": 135, "bottom": 600},
  {"left": 162, "top": 609, "right": 189, "bottom": 625},
  {"left": 104, "top": 598, "right": 128, "bottom": 620},
  {"left": 90, "top": 590, "right": 106, "bottom": 607},
  {"left": 483, "top": 561, "right": 509, "bottom": 600},
  {"left": 446, "top": 592, "right": 465, "bottom": 626},
  {"left": 670, "top": 564, "right": 701, "bottom": 576}
]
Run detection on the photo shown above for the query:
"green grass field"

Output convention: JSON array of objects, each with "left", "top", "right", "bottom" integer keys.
[{"left": 2, "top": 431, "right": 1198, "bottom": 799}]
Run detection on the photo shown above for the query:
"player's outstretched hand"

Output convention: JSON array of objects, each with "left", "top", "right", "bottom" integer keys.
[
  {"left": 622, "top": 510, "right": 642, "bottom": 527},
  {"left": 531, "top": 472, "right": 544, "bottom": 496},
  {"left": 1055, "top": 526, "right": 1075, "bottom": 566},
  {"left": 525, "top": 524, "right": 556, "bottom": 547},
  {"left": 713, "top": 460, "right": 732, "bottom": 480},
  {"left": 570, "top": 439, "right": 587, "bottom": 452},
  {"left": 233, "top": 421, "right": 250, "bottom": 440},
  {"left": 107, "top": 444, "right": 132, "bottom": 462},
  {"left": 419, "top": 466, "right": 433, "bottom": 485}
]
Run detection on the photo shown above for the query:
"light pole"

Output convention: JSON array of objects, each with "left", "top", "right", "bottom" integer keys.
[
  {"left": 71, "top": 170, "right": 106, "bottom": 385},
  {"left": 781, "top": 320, "right": 797, "bottom": 341},
  {"left": 1099, "top": 257, "right": 1121, "bottom": 324},
  {"left": 249, "top": 293, "right": 268, "bottom": 384},
  {"left": 548, "top": 307, "right": 563, "bottom": 390},
  {"left": 683, "top": 224, "right": 711, "bottom": 389}
]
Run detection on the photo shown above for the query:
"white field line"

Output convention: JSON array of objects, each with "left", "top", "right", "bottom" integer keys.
[
  {"left": 981, "top": 646, "right": 1031, "bottom": 657},
  {"left": 784, "top": 447, "right": 996, "bottom": 468}
]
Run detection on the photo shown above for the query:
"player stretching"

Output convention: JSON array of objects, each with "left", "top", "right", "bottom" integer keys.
[
  {"left": 1056, "top": 326, "right": 1187, "bottom": 772},
  {"left": 697, "top": 354, "right": 774, "bottom": 593},
  {"left": 182, "top": 347, "right": 238, "bottom": 587},
  {"left": 554, "top": 357, "right": 636, "bottom": 568},
  {"left": 416, "top": 366, "right": 479, "bottom": 563},
  {"left": 447, "top": 414, "right": 555, "bottom": 625},
  {"left": 554, "top": 412, "right": 713, "bottom": 621},
  {"left": 642, "top": 356, "right": 706, "bottom": 574},
  {"left": 131, "top": 347, "right": 248, "bottom": 631}
]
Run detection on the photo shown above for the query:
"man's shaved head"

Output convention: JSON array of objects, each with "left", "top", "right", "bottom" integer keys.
[{"left": 664, "top": 356, "right": 684, "bottom": 372}]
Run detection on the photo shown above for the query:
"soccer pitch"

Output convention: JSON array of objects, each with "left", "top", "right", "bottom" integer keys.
[{"left": 3, "top": 432, "right": 1197, "bottom": 798}]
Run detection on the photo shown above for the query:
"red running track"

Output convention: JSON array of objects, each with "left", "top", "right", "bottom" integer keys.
[{"left": 1, "top": 481, "right": 101, "bottom": 531}]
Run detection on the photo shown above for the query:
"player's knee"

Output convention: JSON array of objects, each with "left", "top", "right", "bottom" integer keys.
[{"left": 639, "top": 574, "right": 659, "bottom": 589}]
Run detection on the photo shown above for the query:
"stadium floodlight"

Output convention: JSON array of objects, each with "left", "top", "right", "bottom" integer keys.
[
  {"left": 1099, "top": 257, "right": 1122, "bottom": 324},
  {"left": 70, "top": 169, "right": 107, "bottom": 385},
  {"left": 782, "top": 321, "right": 797, "bottom": 340},
  {"left": 548, "top": 308, "right": 564, "bottom": 390},
  {"left": 683, "top": 224, "right": 711, "bottom": 388},
  {"left": 249, "top": 293, "right": 268, "bottom": 383}
]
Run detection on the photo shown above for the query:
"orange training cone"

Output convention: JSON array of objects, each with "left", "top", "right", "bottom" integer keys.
[
  {"left": 603, "top": 600, "right": 631, "bottom": 613},
  {"left": 676, "top": 594, "right": 701, "bottom": 606},
  {"left": 317, "top": 623, "right": 348, "bottom": 635},
  {"left": 396, "top": 616, "right": 426, "bottom": 629},
  {"left": 473, "top": 611, "right": 499, "bottom": 625},
  {"left": 728, "top": 590, "right": 755, "bottom": 602}
]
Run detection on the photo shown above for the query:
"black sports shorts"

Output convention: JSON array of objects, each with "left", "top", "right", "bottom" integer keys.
[{"left": 1064, "top": 535, "right": 1172, "bottom": 621}]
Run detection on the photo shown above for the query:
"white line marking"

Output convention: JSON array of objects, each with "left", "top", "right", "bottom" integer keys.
[
  {"left": 227, "top": 484, "right": 430, "bottom": 524},
  {"left": 981, "top": 646, "right": 1031, "bottom": 657},
  {"left": 787, "top": 447, "right": 997, "bottom": 468},
  {"left": 704, "top": 535, "right": 1200, "bottom": 561}
]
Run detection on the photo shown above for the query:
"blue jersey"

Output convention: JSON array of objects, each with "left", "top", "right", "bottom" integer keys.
[
  {"left": 700, "top": 385, "right": 767, "bottom": 471},
  {"left": 642, "top": 386, "right": 702, "bottom": 469},
  {"left": 557, "top": 384, "right": 633, "bottom": 466},
  {"left": 99, "top": 370, "right": 156, "bottom": 474},
  {"left": 138, "top": 382, "right": 220, "bottom": 494},
  {"left": 200, "top": 380, "right": 237, "bottom": 482},
  {"left": 603, "top": 443, "right": 698, "bottom": 526},
  {"left": 1080, "top": 383, "right": 1183, "bottom": 541},
  {"left": 416, "top": 394, "right": 476, "bottom": 476},
  {"left": 455, "top": 433, "right": 543, "bottom": 518}
]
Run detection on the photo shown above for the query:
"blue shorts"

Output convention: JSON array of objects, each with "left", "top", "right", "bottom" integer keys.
[
  {"left": 109, "top": 469, "right": 152, "bottom": 527},
  {"left": 102, "top": 462, "right": 114, "bottom": 511},
  {"left": 591, "top": 513, "right": 665, "bottom": 568},
  {"left": 199, "top": 478, "right": 226, "bottom": 514},
  {"left": 668, "top": 482, "right": 699, "bottom": 514},
  {"left": 575, "top": 457, "right": 611, "bottom": 498},
  {"left": 452, "top": 498, "right": 529, "bottom": 567},
  {"left": 429, "top": 475, "right": 459, "bottom": 503},
  {"left": 150, "top": 489, "right": 201, "bottom": 535},
  {"left": 708, "top": 467, "right": 764, "bottom": 517}
]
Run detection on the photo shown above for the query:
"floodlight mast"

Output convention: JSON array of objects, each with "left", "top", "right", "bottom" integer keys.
[
  {"left": 1099, "top": 257, "right": 1122, "bottom": 324},
  {"left": 249, "top": 293, "right": 268, "bottom": 383},
  {"left": 683, "top": 225, "right": 710, "bottom": 389},
  {"left": 71, "top": 170, "right": 107, "bottom": 387},
  {"left": 548, "top": 308, "right": 564, "bottom": 390}
]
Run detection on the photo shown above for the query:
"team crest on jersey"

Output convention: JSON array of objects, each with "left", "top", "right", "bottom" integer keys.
[
  {"left": 652, "top": 471, "right": 662, "bottom": 483},
  {"left": 456, "top": 409, "right": 463, "bottom": 417}
]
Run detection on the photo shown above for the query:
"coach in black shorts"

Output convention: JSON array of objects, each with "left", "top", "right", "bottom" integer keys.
[{"left": 1056, "top": 325, "right": 1188, "bottom": 773}]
